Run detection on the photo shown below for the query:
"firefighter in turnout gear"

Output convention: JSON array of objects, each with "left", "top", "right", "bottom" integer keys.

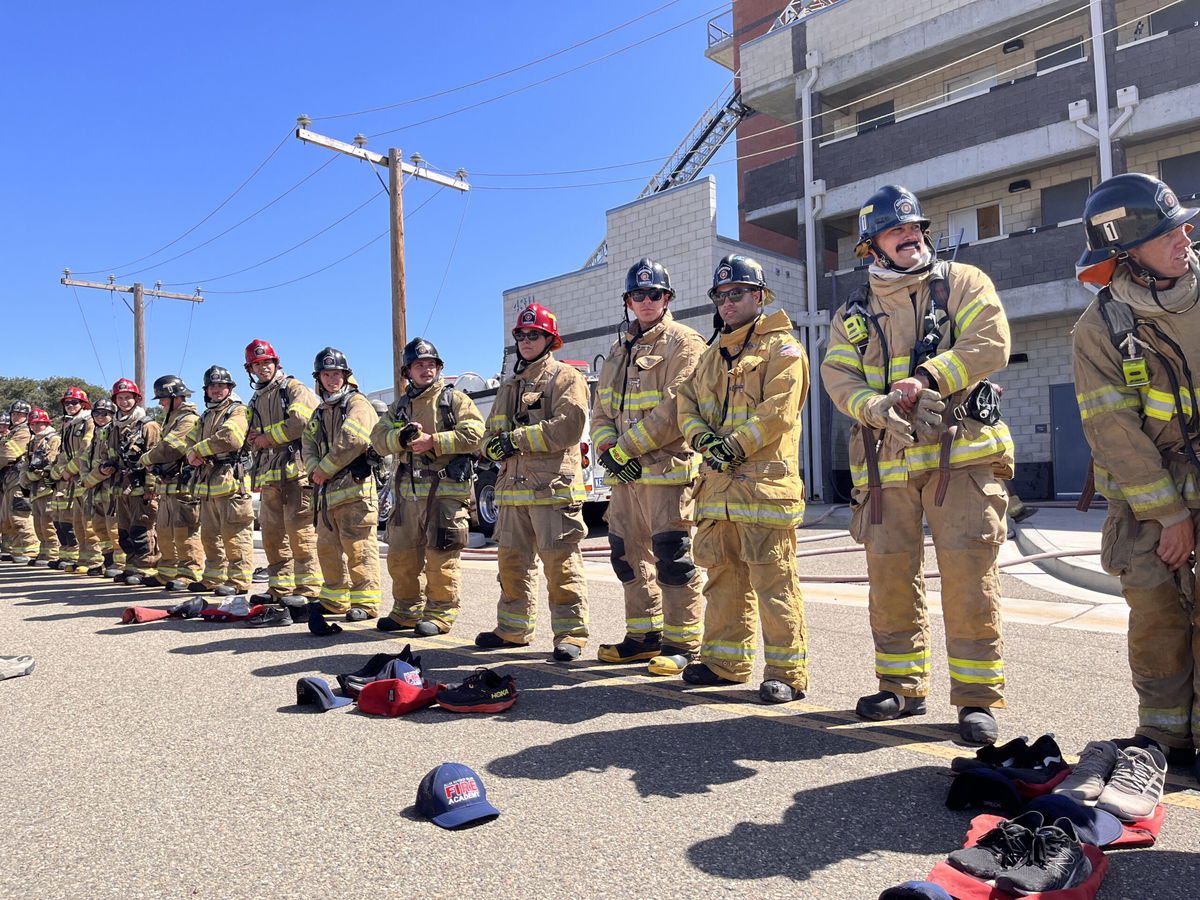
[
  {"left": 139, "top": 375, "right": 204, "bottom": 590},
  {"left": 301, "top": 348, "right": 381, "bottom": 620},
  {"left": 20, "top": 408, "right": 60, "bottom": 565},
  {"left": 49, "top": 387, "right": 98, "bottom": 572},
  {"left": 185, "top": 366, "right": 254, "bottom": 597},
  {"left": 592, "top": 258, "right": 707, "bottom": 674},
  {"left": 372, "top": 337, "right": 484, "bottom": 635},
  {"left": 96, "top": 379, "right": 161, "bottom": 585},
  {"left": 475, "top": 303, "right": 591, "bottom": 661},
  {"left": 81, "top": 399, "right": 125, "bottom": 577},
  {"left": 677, "top": 255, "right": 810, "bottom": 704},
  {"left": 821, "top": 185, "right": 1013, "bottom": 743},
  {"left": 1073, "top": 173, "right": 1200, "bottom": 777},
  {"left": 0, "top": 401, "right": 36, "bottom": 563},
  {"left": 243, "top": 340, "right": 321, "bottom": 627}
]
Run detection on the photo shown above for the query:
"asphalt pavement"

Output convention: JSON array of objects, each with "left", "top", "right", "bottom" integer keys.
[{"left": 2, "top": 507, "right": 1198, "bottom": 900}]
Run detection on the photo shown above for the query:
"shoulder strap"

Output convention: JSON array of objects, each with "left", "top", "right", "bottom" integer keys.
[
  {"left": 842, "top": 283, "right": 872, "bottom": 352},
  {"left": 1096, "top": 286, "right": 1138, "bottom": 349},
  {"left": 439, "top": 386, "right": 457, "bottom": 430}
]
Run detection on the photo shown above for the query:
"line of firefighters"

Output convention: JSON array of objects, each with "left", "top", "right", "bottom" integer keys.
[{"left": 2, "top": 173, "right": 1198, "bottom": 772}]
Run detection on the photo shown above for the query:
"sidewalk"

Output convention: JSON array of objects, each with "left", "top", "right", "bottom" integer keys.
[{"left": 1011, "top": 503, "right": 1118, "bottom": 597}]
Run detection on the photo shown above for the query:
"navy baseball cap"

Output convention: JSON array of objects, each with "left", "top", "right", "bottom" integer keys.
[
  {"left": 945, "top": 767, "right": 1023, "bottom": 814},
  {"left": 416, "top": 762, "right": 500, "bottom": 829},
  {"left": 296, "top": 676, "right": 353, "bottom": 711},
  {"left": 1027, "top": 794, "right": 1123, "bottom": 847}
]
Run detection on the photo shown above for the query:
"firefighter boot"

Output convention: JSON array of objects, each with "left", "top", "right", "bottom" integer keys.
[
  {"left": 597, "top": 631, "right": 662, "bottom": 664},
  {"left": 856, "top": 690, "right": 927, "bottom": 721},
  {"left": 959, "top": 706, "right": 1000, "bottom": 744}
]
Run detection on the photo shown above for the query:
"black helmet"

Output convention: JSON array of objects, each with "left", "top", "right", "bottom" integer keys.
[
  {"left": 8, "top": 399, "right": 31, "bottom": 416},
  {"left": 153, "top": 374, "right": 192, "bottom": 399},
  {"left": 402, "top": 337, "right": 443, "bottom": 371},
  {"left": 313, "top": 347, "right": 352, "bottom": 377},
  {"left": 203, "top": 365, "right": 236, "bottom": 388},
  {"left": 624, "top": 258, "right": 673, "bottom": 297},
  {"left": 709, "top": 254, "right": 768, "bottom": 299},
  {"left": 1077, "top": 173, "right": 1200, "bottom": 283},
  {"left": 854, "top": 185, "right": 931, "bottom": 258},
  {"left": 0, "top": 411, "right": 9, "bottom": 426},
  {"left": 91, "top": 398, "right": 117, "bottom": 416}
]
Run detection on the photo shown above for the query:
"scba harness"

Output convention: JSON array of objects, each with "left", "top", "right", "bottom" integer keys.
[{"left": 391, "top": 386, "right": 473, "bottom": 483}]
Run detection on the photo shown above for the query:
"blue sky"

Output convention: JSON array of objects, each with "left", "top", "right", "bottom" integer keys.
[{"left": 3, "top": 1, "right": 738, "bottom": 396}]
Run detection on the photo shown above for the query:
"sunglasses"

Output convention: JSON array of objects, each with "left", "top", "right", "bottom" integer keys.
[
  {"left": 627, "top": 289, "right": 666, "bottom": 303},
  {"left": 709, "top": 286, "right": 760, "bottom": 305},
  {"left": 513, "top": 330, "right": 547, "bottom": 342},
  {"left": 63, "top": 400, "right": 82, "bottom": 406}
]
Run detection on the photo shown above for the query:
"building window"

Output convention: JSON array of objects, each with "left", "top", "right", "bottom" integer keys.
[
  {"left": 856, "top": 100, "right": 894, "bottom": 134},
  {"left": 945, "top": 66, "right": 997, "bottom": 103},
  {"left": 1153, "top": 0, "right": 1200, "bottom": 33},
  {"left": 1161, "top": 151, "right": 1200, "bottom": 199},
  {"left": 1035, "top": 38, "right": 1084, "bottom": 72},
  {"left": 1041, "top": 178, "right": 1092, "bottom": 225},
  {"left": 948, "top": 203, "right": 1002, "bottom": 244}
]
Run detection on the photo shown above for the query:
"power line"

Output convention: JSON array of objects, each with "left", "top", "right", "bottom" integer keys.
[
  {"left": 423, "top": 191, "right": 472, "bottom": 333},
  {"left": 70, "top": 286, "right": 108, "bottom": 383},
  {"left": 179, "top": 299, "right": 197, "bottom": 375}
]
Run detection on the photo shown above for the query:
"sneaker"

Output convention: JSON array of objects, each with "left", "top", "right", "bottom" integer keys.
[
  {"left": 596, "top": 633, "right": 662, "bottom": 664},
  {"left": 759, "top": 680, "right": 803, "bottom": 704},
  {"left": 336, "top": 648, "right": 421, "bottom": 696},
  {"left": 413, "top": 620, "right": 442, "bottom": 637},
  {"left": 947, "top": 810, "right": 1043, "bottom": 879},
  {"left": 246, "top": 607, "right": 296, "bottom": 628},
  {"left": 958, "top": 706, "right": 1000, "bottom": 744},
  {"left": 552, "top": 642, "right": 581, "bottom": 662},
  {"left": 345, "top": 607, "right": 376, "bottom": 622},
  {"left": 1054, "top": 740, "right": 1121, "bottom": 802},
  {"left": 216, "top": 596, "right": 251, "bottom": 618},
  {"left": 1113, "top": 733, "right": 1197, "bottom": 767},
  {"left": 856, "top": 691, "right": 927, "bottom": 721},
  {"left": 647, "top": 652, "right": 691, "bottom": 677},
  {"left": 994, "top": 818, "right": 1092, "bottom": 895},
  {"left": 474, "top": 631, "right": 525, "bottom": 649},
  {"left": 682, "top": 663, "right": 737, "bottom": 686},
  {"left": 436, "top": 669, "right": 518, "bottom": 713},
  {"left": 0, "top": 655, "right": 36, "bottom": 680},
  {"left": 1095, "top": 745, "right": 1167, "bottom": 821}
]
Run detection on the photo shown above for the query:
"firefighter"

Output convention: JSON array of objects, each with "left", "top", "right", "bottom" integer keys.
[
  {"left": 821, "top": 185, "right": 1013, "bottom": 743},
  {"left": 676, "top": 255, "right": 810, "bottom": 703},
  {"left": 371, "top": 338, "right": 483, "bottom": 635},
  {"left": 184, "top": 366, "right": 254, "bottom": 598},
  {"left": 1073, "top": 172, "right": 1200, "bottom": 777},
  {"left": 139, "top": 375, "right": 204, "bottom": 591},
  {"left": 242, "top": 340, "right": 322, "bottom": 626},
  {"left": 20, "top": 408, "right": 60, "bottom": 566},
  {"left": 1, "top": 401, "right": 35, "bottom": 563},
  {"left": 81, "top": 398, "right": 124, "bottom": 577},
  {"left": 301, "top": 348, "right": 381, "bottom": 621},
  {"left": 475, "top": 303, "right": 590, "bottom": 661},
  {"left": 49, "top": 387, "right": 98, "bottom": 573},
  {"left": 592, "top": 258, "right": 707, "bottom": 674}
]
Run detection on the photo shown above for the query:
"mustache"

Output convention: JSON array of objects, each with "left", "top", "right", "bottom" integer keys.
[{"left": 897, "top": 240, "right": 922, "bottom": 251}]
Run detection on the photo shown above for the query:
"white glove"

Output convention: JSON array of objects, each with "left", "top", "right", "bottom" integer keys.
[
  {"left": 911, "top": 388, "right": 946, "bottom": 443},
  {"left": 861, "top": 390, "right": 914, "bottom": 444}
]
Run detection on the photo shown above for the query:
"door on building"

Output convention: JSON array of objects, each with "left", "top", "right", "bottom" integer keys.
[{"left": 1050, "top": 382, "right": 1088, "bottom": 498}]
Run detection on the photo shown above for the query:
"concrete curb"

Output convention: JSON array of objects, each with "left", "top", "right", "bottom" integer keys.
[{"left": 1013, "top": 522, "right": 1121, "bottom": 597}]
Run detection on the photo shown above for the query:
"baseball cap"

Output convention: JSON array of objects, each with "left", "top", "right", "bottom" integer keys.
[
  {"left": 945, "top": 767, "right": 1024, "bottom": 814},
  {"left": 416, "top": 762, "right": 500, "bottom": 829},
  {"left": 878, "top": 883, "right": 954, "bottom": 900},
  {"left": 357, "top": 676, "right": 440, "bottom": 717},
  {"left": 296, "top": 676, "right": 353, "bottom": 711},
  {"left": 1026, "top": 794, "right": 1124, "bottom": 847}
]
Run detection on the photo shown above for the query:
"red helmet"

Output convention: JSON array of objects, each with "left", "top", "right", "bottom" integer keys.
[
  {"left": 245, "top": 339, "right": 280, "bottom": 369},
  {"left": 61, "top": 386, "right": 91, "bottom": 410},
  {"left": 111, "top": 378, "right": 142, "bottom": 399},
  {"left": 513, "top": 303, "right": 563, "bottom": 351},
  {"left": 28, "top": 408, "right": 51, "bottom": 425}
]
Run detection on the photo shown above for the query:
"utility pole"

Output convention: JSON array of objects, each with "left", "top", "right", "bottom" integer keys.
[
  {"left": 59, "top": 272, "right": 203, "bottom": 395},
  {"left": 294, "top": 117, "right": 470, "bottom": 401}
]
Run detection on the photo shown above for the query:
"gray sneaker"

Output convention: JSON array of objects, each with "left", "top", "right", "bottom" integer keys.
[
  {"left": 1095, "top": 745, "right": 1167, "bottom": 821},
  {"left": 1054, "top": 740, "right": 1121, "bottom": 802}
]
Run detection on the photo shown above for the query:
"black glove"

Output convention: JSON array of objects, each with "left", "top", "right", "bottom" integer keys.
[
  {"left": 482, "top": 432, "right": 519, "bottom": 462},
  {"left": 598, "top": 446, "right": 641, "bottom": 484},
  {"left": 695, "top": 432, "right": 745, "bottom": 473},
  {"left": 396, "top": 422, "right": 420, "bottom": 448}
]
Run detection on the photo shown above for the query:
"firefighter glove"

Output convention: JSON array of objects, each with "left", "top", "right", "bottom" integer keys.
[
  {"left": 598, "top": 445, "right": 641, "bottom": 483},
  {"left": 396, "top": 421, "right": 421, "bottom": 448},
  {"left": 695, "top": 432, "right": 745, "bottom": 473},
  {"left": 482, "top": 432, "right": 518, "bottom": 462},
  {"left": 911, "top": 388, "right": 946, "bottom": 443},
  {"left": 861, "top": 390, "right": 914, "bottom": 444}
]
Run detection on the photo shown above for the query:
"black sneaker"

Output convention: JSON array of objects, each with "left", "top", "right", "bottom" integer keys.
[
  {"left": 682, "top": 663, "right": 737, "bottom": 686},
  {"left": 246, "top": 607, "right": 296, "bottom": 628},
  {"left": 994, "top": 818, "right": 1092, "bottom": 895},
  {"left": 856, "top": 690, "right": 927, "bottom": 721},
  {"left": 947, "top": 811, "right": 1043, "bottom": 879},
  {"left": 436, "top": 669, "right": 518, "bottom": 713}
]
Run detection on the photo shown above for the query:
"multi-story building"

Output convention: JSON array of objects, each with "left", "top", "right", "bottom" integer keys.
[{"left": 716, "top": 0, "right": 1200, "bottom": 500}]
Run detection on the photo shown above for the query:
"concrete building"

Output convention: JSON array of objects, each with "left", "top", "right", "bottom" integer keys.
[{"left": 713, "top": 0, "right": 1200, "bottom": 501}]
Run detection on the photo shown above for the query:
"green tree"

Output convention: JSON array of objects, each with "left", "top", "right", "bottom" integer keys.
[{"left": 0, "top": 376, "right": 111, "bottom": 417}]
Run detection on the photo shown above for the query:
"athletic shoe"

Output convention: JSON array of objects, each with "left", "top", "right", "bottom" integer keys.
[
  {"left": 946, "top": 811, "right": 1043, "bottom": 879},
  {"left": 414, "top": 620, "right": 442, "bottom": 637},
  {"left": 474, "top": 631, "right": 525, "bottom": 649},
  {"left": 1113, "top": 733, "right": 1197, "bottom": 767},
  {"left": 856, "top": 690, "right": 927, "bottom": 721},
  {"left": 1095, "top": 745, "right": 1167, "bottom": 821},
  {"left": 958, "top": 706, "right": 1000, "bottom": 744},
  {"left": 597, "top": 633, "right": 662, "bottom": 664},
  {"left": 245, "top": 607, "right": 296, "bottom": 628},
  {"left": 436, "top": 669, "right": 517, "bottom": 713},
  {"left": 0, "top": 655, "right": 36, "bottom": 680},
  {"left": 1054, "top": 740, "right": 1121, "bottom": 802},
  {"left": 759, "top": 680, "right": 803, "bottom": 704},
  {"left": 682, "top": 662, "right": 737, "bottom": 686},
  {"left": 994, "top": 818, "right": 1092, "bottom": 895},
  {"left": 647, "top": 652, "right": 691, "bottom": 677},
  {"left": 216, "top": 596, "right": 251, "bottom": 618}
]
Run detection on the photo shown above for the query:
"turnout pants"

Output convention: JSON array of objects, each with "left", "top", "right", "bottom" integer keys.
[
  {"left": 88, "top": 498, "right": 119, "bottom": 566},
  {"left": 155, "top": 495, "right": 203, "bottom": 583},
  {"left": 199, "top": 493, "right": 254, "bottom": 591},
  {"left": 69, "top": 493, "right": 102, "bottom": 569},
  {"left": 117, "top": 494, "right": 159, "bottom": 576},
  {"left": 384, "top": 494, "right": 470, "bottom": 632},
  {"left": 32, "top": 495, "right": 59, "bottom": 561},
  {"left": 315, "top": 496, "right": 380, "bottom": 615},
  {"left": 692, "top": 518, "right": 808, "bottom": 690},
  {"left": 852, "top": 465, "right": 1007, "bottom": 708},
  {"left": 1102, "top": 500, "right": 1200, "bottom": 751},
  {"left": 493, "top": 502, "right": 589, "bottom": 648},
  {"left": 607, "top": 480, "right": 704, "bottom": 654},
  {"left": 259, "top": 480, "right": 320, "bottom": 599},
  {"left": 9, "top": 495, "right": 38, "bottom": 558}
]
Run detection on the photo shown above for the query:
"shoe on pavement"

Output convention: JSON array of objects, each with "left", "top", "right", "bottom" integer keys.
[
  {"left": 123, "top": 574, "right": 144, "bottom": 586},
  {"left": 246, "top": 606, "right": 296, "bottom": 628},
  {"left": 958, "top": 706, "right": 1000, "bottom": 744},
  {"left": 345, "top": 607, "right": 376, "bottom": 622},
  {"left": 0, "top": 655, "right": 36, "bottom": 680},
  {"left": 213, "top": 585, "right": 237, "bottom": 597},
  {"left": 474, "top": 631, "right": 525, "bottom": 650},
  {"left": 877, "top": 882, "right": 954, "bottom": 900},
  {"left": 1113, "top": 733, "right": 1197, "bottom": 767},
  {"left": 552, "top": 642, "right": 581, "bottom": 662},
  {"left": 86, "top": 566, "right": 104, "bottom": 576},
  {"left": 1053, "top": 740, "right": 1120, "bottom": 802},
  {"left": 187, "top": 581, "right": 211, "bottom": 593},
  {"left": 759, "top": 680, "right": 803, "bottom": 704},
  {"left": 139, "top": 575, "right": 164, "bottom": 588},
  {"left": 103, "top": 566, "right": 123, "bottom": 578},
  {"left": 856, "top": 690, "right": 927, "bottom": 721},
  {"left": 0, "top": 553, "right": 11, "bottom": 562},
  {"left": 1095, "top": 745, "right": 1167, "bottom": 821},
  {"left": 946, "top": 810, "right": 1043, "bottom": 879},
  {"left": 647, "top": 652, "right": 691, "bottom": 677},
  {"left": 994, "top": 818, "right": 1092, "bottom": 895},
  {"left": 252, "top": 566, "right": 269, "bottom": 582},
  {"left": 249, "top": 592, "right": 274, "bottom": 604},
  {"left": 414, "top": 620, "right": 442, "bottom": 637},
  {"left": 596, "top": 633, "right": 662, "bottom": 664},
  {"left": 166, "top": 597, "right": 206, "bottom": 619},
  {"left": 377, "top": 616, "right": 414, "bottom": 632},
  {"left": 682, "top": 662, "right": 737, "bottom": 686},
  {"left": 436, "top": 669, "right": 518, "bottom": 713}
]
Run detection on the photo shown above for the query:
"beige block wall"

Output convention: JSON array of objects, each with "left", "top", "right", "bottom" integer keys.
[
  {"left": 1003, "top": 311, "right": 1080, "bottom": 464},
  {"left": 1126, "top": 132, "right": 1200, "bottom": 176}
]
